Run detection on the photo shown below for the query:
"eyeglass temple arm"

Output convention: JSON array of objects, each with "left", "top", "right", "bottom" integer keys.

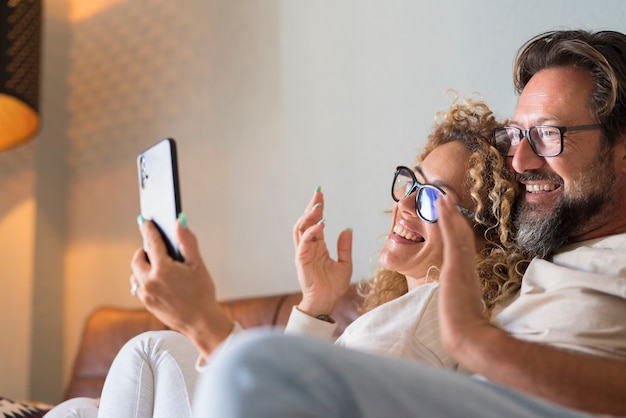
[{"left": 455, "top": 205, "right": 475, "bottom": 219}]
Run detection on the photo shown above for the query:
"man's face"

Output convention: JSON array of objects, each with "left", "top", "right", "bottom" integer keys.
[{"left": 509, "top": 66, "right": 620, "bottom": 257}]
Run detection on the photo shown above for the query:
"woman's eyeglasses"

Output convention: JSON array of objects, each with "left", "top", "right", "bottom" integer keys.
[{"left": 392, "top": 166, "right": 475, "bottom": 223}]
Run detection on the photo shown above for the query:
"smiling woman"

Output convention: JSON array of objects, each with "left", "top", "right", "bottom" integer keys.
[
  {"left": 362, "top": 97, "right": 528, "bottom": 316},
  {"left": 379, "top": 142, "right": 478, "bottom": 290}
]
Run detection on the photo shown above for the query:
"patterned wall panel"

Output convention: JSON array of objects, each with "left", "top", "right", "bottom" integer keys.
[{"left": 67, "top": 0, "right": 208, "bottom": 178}]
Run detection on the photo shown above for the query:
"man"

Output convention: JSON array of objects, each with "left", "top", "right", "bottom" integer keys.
[{"left": 192, "top": 29, "right": 626, "bottom": 417}]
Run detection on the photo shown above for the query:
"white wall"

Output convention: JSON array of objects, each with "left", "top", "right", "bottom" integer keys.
[{"left": 1, "top": 0, "right": 625, "bottom": 403}]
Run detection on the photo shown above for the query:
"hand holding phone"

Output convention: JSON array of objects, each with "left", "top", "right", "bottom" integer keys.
[{"left": 137, "top": 138, "right": 184, "bottom": 261}]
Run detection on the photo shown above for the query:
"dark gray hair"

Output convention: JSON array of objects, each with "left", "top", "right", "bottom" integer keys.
[{"left": 513, "top": 29, "right": 626, "bottom": 145}]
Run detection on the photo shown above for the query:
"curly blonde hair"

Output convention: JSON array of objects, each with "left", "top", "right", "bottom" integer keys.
[{"left": 359, "top": 96, "right": 530, "bottom": 317}]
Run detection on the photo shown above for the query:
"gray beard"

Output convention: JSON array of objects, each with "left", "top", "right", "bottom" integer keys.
[
  {"left": 515, "top": 198, "right": 588, "bottom": 259},
  {"left": 514, "top": 163, "right": 614, "bottom": 259}
]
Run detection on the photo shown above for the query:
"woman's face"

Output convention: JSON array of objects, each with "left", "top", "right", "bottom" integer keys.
[{"left": 379, "top": 141, "right": 476, "bottom": 286}]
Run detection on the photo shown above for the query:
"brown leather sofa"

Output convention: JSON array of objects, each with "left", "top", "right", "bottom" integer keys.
[{"left": 63, "top": 285, "right": 363, "bottom": 400}]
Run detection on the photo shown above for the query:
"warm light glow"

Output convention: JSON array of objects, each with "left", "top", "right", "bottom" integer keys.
[
  {"left": 70, "top": 0, "right": 126, "bottom": 22},
  {"left": 0, "top": 93, "right": 39, "bottom": 151},
  {"left": 0, "top": 197, "right": 35, "bottom": 399}
]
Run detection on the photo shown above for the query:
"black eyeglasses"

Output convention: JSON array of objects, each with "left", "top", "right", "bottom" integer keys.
[
  {"left": 392, "top": 166, "right": 475, "bottom": 223},
  {"left": 493, "top": 124, "right": 601, "bottom": 157}
]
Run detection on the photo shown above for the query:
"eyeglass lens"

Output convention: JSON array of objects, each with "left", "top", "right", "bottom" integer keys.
[
  {"left": 495, "top": 126, "right": 562, "bottom": 157},
  {"left": 417, "top": 187, "right": 440, "bottom": 222},
  {"left": 392, "top": 168, "right": 443, "bottom": 222}
]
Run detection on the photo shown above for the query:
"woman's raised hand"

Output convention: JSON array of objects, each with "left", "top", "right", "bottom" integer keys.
[{"left": 292, "top": 187, "right": 353, "bottom": 317}]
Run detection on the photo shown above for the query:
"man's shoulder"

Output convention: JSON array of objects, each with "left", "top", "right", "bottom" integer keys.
[
  {"left": 559, "top": 231, "right": 626, "bottom": 253},
  {"left": 538, "top": 232, "right": 626, "bottom": 280}
]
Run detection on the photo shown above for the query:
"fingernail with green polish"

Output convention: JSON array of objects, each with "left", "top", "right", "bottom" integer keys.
[
  {"left": 315, "top": 185, "right": 322, "bottom": 193},
  {"left": 178, "top": 212, "right": 188, "bottom": 229},
  {"left": 137, "top": 215, "right": 145, "bottom": 226},
  {"left": 311, "top": 203, "right": 322, "bottom": 211},
  {"left": 317, "top": 218, "right": 326, "bottom": 225}
]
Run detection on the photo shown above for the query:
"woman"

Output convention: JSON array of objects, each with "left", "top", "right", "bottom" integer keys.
[
  {"left": 284, "top": 98, "right": 526, "bottom": 364},
  {"left": 45, "top": 97, "right": 530, "bottom": 418}
]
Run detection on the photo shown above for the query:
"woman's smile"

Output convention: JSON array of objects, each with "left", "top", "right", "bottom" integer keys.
[{"left": 392, "top": 224, "right": 425, "bottom": 243}]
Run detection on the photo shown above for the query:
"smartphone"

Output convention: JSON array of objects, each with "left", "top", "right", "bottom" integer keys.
[{"left": 137, "top": 138, "right": 184, "bottom": 261}]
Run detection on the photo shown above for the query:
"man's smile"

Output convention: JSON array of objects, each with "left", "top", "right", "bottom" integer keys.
[{"left": 525, "top": 182, "right": 560, "bottom": 193}]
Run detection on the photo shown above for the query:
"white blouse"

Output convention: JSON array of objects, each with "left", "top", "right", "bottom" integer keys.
[{"left": 285, "top": 282, "right": 456, "bottom": 368}]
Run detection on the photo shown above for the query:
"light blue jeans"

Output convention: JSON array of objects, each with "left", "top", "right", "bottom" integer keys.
[{"left": 193, "top": 330, "right": 593, "bottom": 418}]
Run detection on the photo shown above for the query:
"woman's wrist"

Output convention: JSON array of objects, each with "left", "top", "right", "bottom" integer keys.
[
  {"left": 185, "top": 307, "right": 235, "bottom": 358},
  {"left": 297, "top": 298, "right": 336, "bottom": 319}
]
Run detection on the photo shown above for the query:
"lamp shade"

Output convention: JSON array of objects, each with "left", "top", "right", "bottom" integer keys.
[{"left": 0, "top": 0, "right": 41, "bottom": 151}]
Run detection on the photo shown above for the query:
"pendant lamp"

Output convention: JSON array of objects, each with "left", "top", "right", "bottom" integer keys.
[{"left": 0, "top": 0, "right": 41, "bottom": 151}]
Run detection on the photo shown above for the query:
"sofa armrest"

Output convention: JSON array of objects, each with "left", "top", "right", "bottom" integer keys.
[
  {"left": 63, "top": 307, "right": 168, "bottom": 400},
  {"left": 63, "top": 285, "right": 362, "bottom": 400}
]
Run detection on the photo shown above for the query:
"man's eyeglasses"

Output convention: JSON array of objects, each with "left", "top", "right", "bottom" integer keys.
[
  {"left": 493, "top": 124, "right": 601, "bottom": 157},
  {"left": 392, "top": 166, "right": 475, "bottom": 223}
]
